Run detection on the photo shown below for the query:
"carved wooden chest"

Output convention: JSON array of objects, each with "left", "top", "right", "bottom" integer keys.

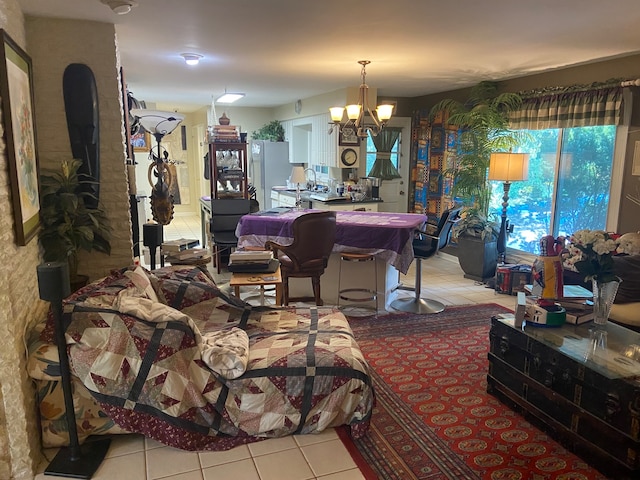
[{"left": 488, "top": 316, "right": 640, "bottom": 478}]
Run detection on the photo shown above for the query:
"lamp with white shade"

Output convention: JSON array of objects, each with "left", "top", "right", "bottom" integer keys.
[
  {"left": 488, "top": 151, "right": 529, "bottom": 264},
  {"left": 130, "top": 109, "right": 185, "bottom": 226},
  {"left": 290, "top": 166, "right": 307, "bottom": 210}
]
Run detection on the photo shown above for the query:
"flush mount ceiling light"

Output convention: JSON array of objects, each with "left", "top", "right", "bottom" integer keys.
[
  {"left": 181, "top": 53, "right": 203, "bottom": 66},
  {"left": 215, "top": 90, "right": 245, "bottom": 104},
  {"left": 100, "top": 0, "right": 137, "bottom": 15},
  {"left": 329, "top": 60, "right": 394, "bottom": 138}
]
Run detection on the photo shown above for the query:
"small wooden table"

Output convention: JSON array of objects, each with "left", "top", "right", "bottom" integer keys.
[{"left": 230, "top": 266, "right": 283, "bottom": 306}]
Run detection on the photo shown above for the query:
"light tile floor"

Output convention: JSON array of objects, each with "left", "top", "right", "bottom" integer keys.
[{"left": 35, "top": 214, "right": 516, "bottom": 480}]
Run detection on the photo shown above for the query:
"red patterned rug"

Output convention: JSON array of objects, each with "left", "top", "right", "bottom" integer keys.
[{"left": 339, "top": 304, "right": 609, "bottom": 480}]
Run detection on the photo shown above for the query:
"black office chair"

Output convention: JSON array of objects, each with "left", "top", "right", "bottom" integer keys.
[
  {"left": 210, "top": 198, "right": 251, "bottom": 274},
  {"left": 390, "top": 206, "right": 462, "bottom": 314}
]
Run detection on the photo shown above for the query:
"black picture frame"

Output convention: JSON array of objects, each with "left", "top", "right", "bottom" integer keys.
[
  {"left": 0, "top": 29, "right": 40, "bottom": 245},
  {"left": 339, "top": 126, "right": 360, "bottom": 146}
]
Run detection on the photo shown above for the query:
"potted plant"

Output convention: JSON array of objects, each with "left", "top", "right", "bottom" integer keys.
[
  {"left": 39, "top": 159, "right": 111, "bottom": 289},
  {"left": 251, "top": 120, "right": 285, "bottom": 142},
  {"left": 430, "top": 81, "right": 523, "bottom": 280}
]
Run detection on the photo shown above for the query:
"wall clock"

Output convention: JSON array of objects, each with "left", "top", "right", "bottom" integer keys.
[{"left": 340, "top": 147, "right": 358, "bottom": 167}]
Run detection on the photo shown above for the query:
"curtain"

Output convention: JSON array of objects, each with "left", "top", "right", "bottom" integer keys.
[
  {"left": 368, "top": 127, "right": 402, "bottom": 179},
  {"left": 509, "top": 84, "right": 624, "bottom": 130}
]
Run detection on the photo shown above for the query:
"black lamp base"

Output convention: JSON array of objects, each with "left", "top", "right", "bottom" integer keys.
[{"left": 45, "top": 438, "right": 111, "bottom": 479}]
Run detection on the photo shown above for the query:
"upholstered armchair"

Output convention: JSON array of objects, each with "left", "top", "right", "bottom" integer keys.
[{"left": 265, "top": 211, "right": 336, "bottom": 306}]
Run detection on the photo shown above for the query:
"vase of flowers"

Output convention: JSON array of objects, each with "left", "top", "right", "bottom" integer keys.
[{"left": 565, "top": 230, "right": 620, "bottom": 325}]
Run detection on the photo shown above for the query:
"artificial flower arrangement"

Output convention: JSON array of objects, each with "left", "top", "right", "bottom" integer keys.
[{"left": 563, "top": 230, "right": 640, "bottom": 283}]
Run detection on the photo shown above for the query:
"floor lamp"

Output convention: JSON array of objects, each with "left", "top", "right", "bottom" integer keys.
[
  {"left": 37, "top": 262, "right": 111, "bottom": 478},
  {"left": 488, "top": 151, "right": 529, "bottom": 265}
]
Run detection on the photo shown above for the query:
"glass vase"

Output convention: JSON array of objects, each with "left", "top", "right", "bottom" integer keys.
[{"left": 591, "top": 278, "right": 620, "bottom": 326}]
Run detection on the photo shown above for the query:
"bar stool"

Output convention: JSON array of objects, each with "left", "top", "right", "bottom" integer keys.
[{"left": 337, "top": 252, "right": 378, "bottom": 315}]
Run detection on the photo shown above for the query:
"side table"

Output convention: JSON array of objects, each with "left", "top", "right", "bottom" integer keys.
[
  {"left": 488, "top": 316, "right": 640, "bottom": 478},
  {"left": 230, "top": 266, "right": 283, "bottom": 306}
]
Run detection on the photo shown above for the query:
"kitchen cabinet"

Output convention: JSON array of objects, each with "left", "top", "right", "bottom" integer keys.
[
  {"left": 209, "top": 142, "right": 248, "bottom": 199},
  {"left": 315, "top": 113, "right": 339, "bottom": 167},
  {"left": 311, "top": 201, "right": 379, "bottom": 212}
]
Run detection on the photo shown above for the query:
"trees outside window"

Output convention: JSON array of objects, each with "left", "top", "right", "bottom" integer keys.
[{"left": 492, "top": 125, "right": 616, "bottom": 254}]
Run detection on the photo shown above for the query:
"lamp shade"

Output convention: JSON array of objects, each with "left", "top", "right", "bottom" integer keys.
[
  {"left": 488, "top": 152, "right": 530, "bottom": 182},
  {"left": 130, "top": 109, "right": 184, "bottom": 136},
  {"left": 290, "top": 166, "right": 306, "bottom": 184}
]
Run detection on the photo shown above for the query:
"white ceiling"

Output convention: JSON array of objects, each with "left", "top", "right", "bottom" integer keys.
[{"left": 17, "top": 0, "right": 640, "bottom": 113}]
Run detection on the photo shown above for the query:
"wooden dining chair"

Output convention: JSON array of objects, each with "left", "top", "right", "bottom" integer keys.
[{"left": 265, "top": 211, "right": 336, "bottom": 306}]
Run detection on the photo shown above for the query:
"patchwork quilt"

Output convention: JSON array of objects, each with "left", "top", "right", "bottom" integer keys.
[{"left": 29, "top": 265, "right": 373, "bottom": 451}]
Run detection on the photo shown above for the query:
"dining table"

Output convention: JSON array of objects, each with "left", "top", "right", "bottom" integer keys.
[
  {"left": 235, "top": 209, "right": 427, "bottom": 274},
  {"left": 235, "top": 209, "right": 428, "bottom": 310}
]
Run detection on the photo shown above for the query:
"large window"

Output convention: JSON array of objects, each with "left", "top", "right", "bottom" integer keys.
[
  {"left": 490, "top": 125, "right": 616, "bottom": 254},
  {"left": 365, "top": 133, "right": 400, "bottom": 175}
]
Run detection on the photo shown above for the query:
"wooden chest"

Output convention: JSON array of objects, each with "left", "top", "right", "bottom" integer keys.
[{"left": 488, "top": 316, "right": 640, "bottom": 478}]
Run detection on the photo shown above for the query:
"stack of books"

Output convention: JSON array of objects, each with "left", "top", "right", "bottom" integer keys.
[
  {"left": 558, "top": 298, "right": 594, "bottom": 324},
  {"left": 161, "top": 238, "right": 200, "bottom": 254},
  {"left": 229, "top": 250, "right": 273, "bottom": 265},
  {"left": 228, "top": 250, "right": 279, "bottom": 273},
  {"left": 212, "top": 125, "right": 239, "bottom": 142},
  {"left": 165, "top": 248, "right": 209, "bottom": 262}
]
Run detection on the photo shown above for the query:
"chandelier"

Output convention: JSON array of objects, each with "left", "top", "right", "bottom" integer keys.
[{"left": 328, "top": 60, "right": 394, "bottom": 138}]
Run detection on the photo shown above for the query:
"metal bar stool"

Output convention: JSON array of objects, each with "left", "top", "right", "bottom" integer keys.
[{"left": 338, "top": 252, "right": 378, "bottom": 315}]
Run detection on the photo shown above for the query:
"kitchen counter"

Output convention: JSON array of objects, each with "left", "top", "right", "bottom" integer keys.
[{"left": 272, "top": 188, "right": 382, "bottom": 211}]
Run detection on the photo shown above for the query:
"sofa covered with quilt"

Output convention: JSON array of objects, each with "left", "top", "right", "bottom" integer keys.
[{"left": 27, "top": 265, "right": 373, "bottom": 451}]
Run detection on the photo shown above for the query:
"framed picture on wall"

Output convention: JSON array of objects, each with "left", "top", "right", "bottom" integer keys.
[
  {"left": 131, "top": 129, "right": 151, "bottom": 152},
  {"left": 339, "top": 126, "right": 360, "bottom": 146},
  {"left": 0, "top": 29, "right": 40, "bottom": 245}
]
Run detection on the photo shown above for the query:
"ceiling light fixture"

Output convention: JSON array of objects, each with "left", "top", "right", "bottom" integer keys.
[
  {"left": 181, "top": 53, "right": 203, "bottom": 66},
  {"left": 329, "top": 60, "right": 394, "bottom": 138},
  {"left": 216, "top": 91, "right": 245, "bottom": 104},
  {"left": 100, "top": 0, "right": 137, "bottom": 15}
]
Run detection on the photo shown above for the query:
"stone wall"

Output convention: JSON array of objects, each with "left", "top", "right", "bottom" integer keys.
[
  {"left": 0, "top": 2, "right": 50, "bottom": 479},
  {"left": 25, "top": 16, "right": 134, "bottom": 281},
  {"left": 0, "top": 6, "right": 135, "bottom": 478}
]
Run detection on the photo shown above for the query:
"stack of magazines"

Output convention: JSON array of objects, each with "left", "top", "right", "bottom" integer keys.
[{"left": 228, "top": 250, "right": 279, "bottom": 273}]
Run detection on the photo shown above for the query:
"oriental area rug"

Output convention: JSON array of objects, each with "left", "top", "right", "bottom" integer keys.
[{"left": 339, "top": 304, "right": 609, "bottom": 480}]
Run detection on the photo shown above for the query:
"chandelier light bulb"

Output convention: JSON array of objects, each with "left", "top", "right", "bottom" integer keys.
[{"left": 328, "top": 60, "right": 392, "bottom": 138}]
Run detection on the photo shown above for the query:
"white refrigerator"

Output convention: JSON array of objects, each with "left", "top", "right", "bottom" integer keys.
[{"left": 249, "top": 140, "right": 290, "bottom": 209}]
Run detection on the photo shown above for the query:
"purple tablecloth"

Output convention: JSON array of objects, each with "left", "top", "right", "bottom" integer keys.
[{"left": 235, "top": 209, "right": 426, "bottom": 274}]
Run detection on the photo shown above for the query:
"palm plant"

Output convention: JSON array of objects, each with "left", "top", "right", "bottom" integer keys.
[
  {"left": 430, "top": 81, "right": 523, "bottom": 238},
  {"left": 39, "top": 159, "right": 111, "bottom": 279}
]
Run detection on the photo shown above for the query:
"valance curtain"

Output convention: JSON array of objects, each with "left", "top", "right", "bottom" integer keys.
[
  {"left": 509, "top": 84, "right": 624, "bottom": 130},
  {"left": 368, "top": 127, "right": 402, "bottom": 179}
]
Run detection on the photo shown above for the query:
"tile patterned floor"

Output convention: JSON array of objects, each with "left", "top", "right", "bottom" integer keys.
[{"left": 36, "top": 214, "right": 517, "bottom": 480}]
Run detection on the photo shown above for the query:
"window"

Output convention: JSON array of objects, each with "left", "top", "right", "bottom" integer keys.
[
  {"left": 365, "top": 133, "right": 400, "bottom": 176},
  {"left": 490, "top": 125, "right": 616, "bottom": 255}
]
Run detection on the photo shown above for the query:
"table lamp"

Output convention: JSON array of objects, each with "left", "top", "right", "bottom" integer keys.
[
  {"left": 488, "top": 151, "right": 529, "bottom": 264},
  {"left": 290, "top": 166, "right": 306, "bottom": 210}
]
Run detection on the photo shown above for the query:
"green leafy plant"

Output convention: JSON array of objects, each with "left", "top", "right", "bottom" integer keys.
[
  {"left": 452, "top": 208, "right": 500, "bottom": 241},
  {"left": 430, "top": 81, "right": 523, "bottom": 239},
  {"left": 39, "top": 159, "right": 111, "bottom": 279},
  {"left": 252, "top": 120, "right": 285, "bottom": 142}
]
